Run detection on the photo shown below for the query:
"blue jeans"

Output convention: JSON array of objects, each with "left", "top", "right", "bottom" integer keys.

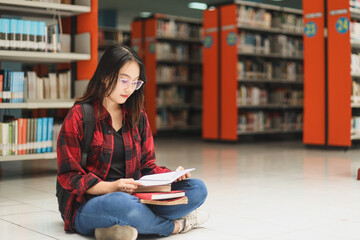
[{"left": 74, "top": 178, "right": 207, "bottom": 237}]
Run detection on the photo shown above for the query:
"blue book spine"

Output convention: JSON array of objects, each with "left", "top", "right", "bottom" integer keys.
[
  {"left": 16, "top": 19, "right": 22, "bottom": 49},
  {"left": 38, "top": 21, "right": 46, "bottom": 52},
  {"left": 20, "top": 71, "right": 24, "bottom": 103},
  {"left": 0, "top": 19, "right": 3, "bottom": 49},
  {"left": 36, "top": 118, "right": 42, "bottom": 154},
  {"left": 24, "top": 20, "right": 30, "bottom": 50},
  {"left": 47, "top": 117, "right": 54, "bottom": 152},
  {"left": 41, "top": 117, "right": 48, "bottom": 153},
  {"left": 12, "top": 72, "right": 16, "bottom": 103},
  {"left": 3, "top": 19, "right": 10, "bottom": 49},
  {"left": 9, "top": 71, "right": 14, "bottom": 103},
  {"left": 9, "top": 19, "right": 17, "bottom": 50},
  {"left": 30, "top": 21, "right": 37, "bottom": 51}
]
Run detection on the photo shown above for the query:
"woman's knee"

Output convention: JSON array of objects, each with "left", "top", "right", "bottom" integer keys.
[{"left": 187, "top": 178, "right": 208, "bottom": 203}]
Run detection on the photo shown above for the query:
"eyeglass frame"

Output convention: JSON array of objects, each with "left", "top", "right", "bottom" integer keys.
[{"left": 118, "top": 78, "right": 144, "bottom": 90}]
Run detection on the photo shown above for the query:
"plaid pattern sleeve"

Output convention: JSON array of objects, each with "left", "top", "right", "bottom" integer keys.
[
  {"left": 56, "top": 104, "right": 102, "bottom": 232},
  {"left": 139, "top": 110, "right": 171, "bottom": 176}
]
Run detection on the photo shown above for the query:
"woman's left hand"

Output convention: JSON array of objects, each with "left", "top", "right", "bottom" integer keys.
[{"left": 174, "top": 166, "right": 191, "bottom": 182}]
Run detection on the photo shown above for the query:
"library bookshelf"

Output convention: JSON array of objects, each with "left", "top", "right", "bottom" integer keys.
[
  {"left": 0, "top": 0, "right": 97, "bottom": 162},
  {"left": 131, "top": 14, "right": 203, "bottom": 135},
  {"left": 203, "top": 0, "right": 303, "bottom": 141}
]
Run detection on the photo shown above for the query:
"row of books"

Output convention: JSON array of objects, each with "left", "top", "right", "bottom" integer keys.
[
  {"left": 0, "top": 70, "right": 25, "bottom": 103},
  {"left": 0, "top": 18, "right": 61, "bottom": 52},
  {"left": 156, "top": 43, "right": 202, "bottom": 62},
  {"left": 156, "top": 110, "right": 201, "bottom": 130},
  {"left": 238, "top": 32, "right": 303, "bottom": 57},
  {"left": 157, "top": 87, "right": 202, "bottom": 106},
  {"left": 156, "top": 43, "right": 188, "bottom": 61},
  {"left": 351, "top": 54, "right": 360, "bottom": 75},
  {"left": 27, "top": 71, "right": 72, "bottom": 101},
  {"left": 0, "top": 117, "right": 61, "bottom": 156},
  {"left": 237, "top": 60, "right": 303, "bottom": 81},
  {"left": 352, "top": 80, "right": 360, "bottom": 104},
  {"left": 237, "top": 86, "right": 303, "bottom": 106},
  {"left": 157, "top": 65, "right": 188, "bottom": 83},
  {"left": 237, "top": 6, "right": 303, "bottom": 33},
  {"left": 351, "top": 0, "right": 360, "bottom": 8},
  {"left": 156, "top": 19, "right": 202, "bottom": 39},
  {"left": 238, "top": 111, "right": 303, "bottom": 133},
  {"left": 352, "top": 116, "right": 360, "bottom": 136},
  {"left": 351, "top": 21, "right": 360, "bottom": 40}
]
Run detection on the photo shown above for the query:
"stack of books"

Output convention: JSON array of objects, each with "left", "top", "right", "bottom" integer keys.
[{"left": 134, "top": 169, "right": 195, "bottom": 205}]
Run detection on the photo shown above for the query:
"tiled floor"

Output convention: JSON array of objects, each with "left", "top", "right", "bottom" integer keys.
[{"left": 1, "top": 138, "right": 360, "bottom": 239}]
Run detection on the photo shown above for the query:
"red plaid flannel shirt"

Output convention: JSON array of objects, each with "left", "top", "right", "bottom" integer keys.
[{"left": 56, "top": 100, "right": 171, "bottom": 232}]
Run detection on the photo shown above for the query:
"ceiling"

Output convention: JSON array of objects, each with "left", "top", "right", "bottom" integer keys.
[{"left": 98, "top": 0, "right": 303, "bottom": 30}]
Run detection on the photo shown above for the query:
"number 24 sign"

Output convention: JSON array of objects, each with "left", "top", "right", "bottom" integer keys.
[{"left": 336, "top": 17, "right": 349, "bottom": 34}]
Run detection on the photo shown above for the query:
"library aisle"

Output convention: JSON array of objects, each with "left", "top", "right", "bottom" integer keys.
[{"left": 1, "top": 138, "right": 360, "bottom": 240}]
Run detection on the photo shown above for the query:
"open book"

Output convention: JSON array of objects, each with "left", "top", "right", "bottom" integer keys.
[{"left": 136, "top": 168, "right": 195, "bottom": 186}]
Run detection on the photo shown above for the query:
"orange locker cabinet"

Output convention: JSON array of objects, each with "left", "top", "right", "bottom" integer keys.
[
  {"left": 327, "top": 0, "right": 351, "bottom": 147},
  {"left": 303, "top": 0, "right": 326, "bottom": 145},
  {"left": 203, "top": 8, "right": 220, "bottom": 140}
]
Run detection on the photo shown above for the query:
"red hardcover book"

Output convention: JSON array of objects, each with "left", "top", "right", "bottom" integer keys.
[{"left": 134, "top": 190, "right": 185, "bottom": 201}]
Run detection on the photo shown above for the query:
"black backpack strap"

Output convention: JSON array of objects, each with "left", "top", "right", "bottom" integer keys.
[{"left": 80, "top": 102, "right": 95, "bottom": 169}]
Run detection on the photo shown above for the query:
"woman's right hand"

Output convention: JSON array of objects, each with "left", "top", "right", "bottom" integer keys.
[{"left": 113, "top": 178, "right": 142, "bottom": 194}]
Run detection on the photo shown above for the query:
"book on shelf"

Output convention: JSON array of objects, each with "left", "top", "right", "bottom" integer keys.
[
  {"left": 136, "top": 168, "right": 195, "bottom": 186},
  {"left": 134, "top": 190, "right": 185, "bottom": 201},
  {"left": 138, "top": 196, "right": 188, "bottom": 205},
  {"left": 0, "top": 18, "right": 61, "bottom": 52},
  {"left": 237, "top": 5, "right": 302, "bottom": 32},
  {"left": 26, "top": 70, "right": 71, "bottom": 101},
  {"left": 0, "top": 117, "right": 55, "bottom": 156}
]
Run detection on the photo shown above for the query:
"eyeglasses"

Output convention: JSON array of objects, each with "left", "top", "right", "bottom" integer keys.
[{"left": 118, "top": 78, "right": 144, "bottom": 90}]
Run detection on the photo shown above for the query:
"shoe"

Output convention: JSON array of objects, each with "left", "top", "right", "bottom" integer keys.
[
  {"left": 95, "top": 225, "right": 138, "bottom": 240},
  {"left": 180, "top": 209, "right": 209, "bottom": 233}
]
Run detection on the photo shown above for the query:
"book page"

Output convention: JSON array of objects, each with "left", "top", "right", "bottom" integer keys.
[{"left": 136, "top": 168, "right": 195, "bottom": 186}]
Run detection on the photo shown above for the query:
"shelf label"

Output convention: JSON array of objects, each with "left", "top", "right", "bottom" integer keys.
[
  {"left": 205, "top": 27, "right": 217, "bottom": 33},
  {"left": 221, "top": 24, "right": 236, "bottom": 31},
  {"left": 203, "top": 35, "right": 213, "bottom": 48},
  {"left": 330, "top": 9, "right": 348, "bottom": 16},
  {"left": 226, "top": 32, "right": 236, "bottom": 46},
  {"left": 304, "top": 22, "right": 317, "bottom": 37},
  {"left": 336, "top": 17, "right": 349, "bottom": 34},
  {"left": 305, "top": 12, "right": 322, "bottom": 19}
]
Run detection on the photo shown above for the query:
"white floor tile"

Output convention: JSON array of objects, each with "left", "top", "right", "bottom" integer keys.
[
  {"left": 1, "top": 139, "right": 360, "bottom": 240},
  {"left": 0, "top": 218, "right": 53, "bottom": 240}
]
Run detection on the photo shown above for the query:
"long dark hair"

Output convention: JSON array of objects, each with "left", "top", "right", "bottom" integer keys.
[{"left": 76, "top": 44, "right": 146, "bottom": 127}]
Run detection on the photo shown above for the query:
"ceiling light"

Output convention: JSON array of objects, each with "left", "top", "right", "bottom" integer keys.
[
  {"left": 188, "top": 2, "right": 207, "bottom": 10},
  {"left": 140, "top": 12, "right": 152, "bottom": 18}
]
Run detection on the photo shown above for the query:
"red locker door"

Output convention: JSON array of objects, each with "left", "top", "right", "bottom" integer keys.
[
  {"left": 303, "top": 0, "right": 326, "bottom": 145},
  {"left": 202, "top": 8, "right": 220, "bottom": 140},
  {"left": 220, "top": 4, "right": 238, "bottom": 141},
  {"left": 144, "top": 19, "right": 157, "bottom": 134},
  {"left": 327, "top": 0, "right": 351, "bottom": 147}
]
